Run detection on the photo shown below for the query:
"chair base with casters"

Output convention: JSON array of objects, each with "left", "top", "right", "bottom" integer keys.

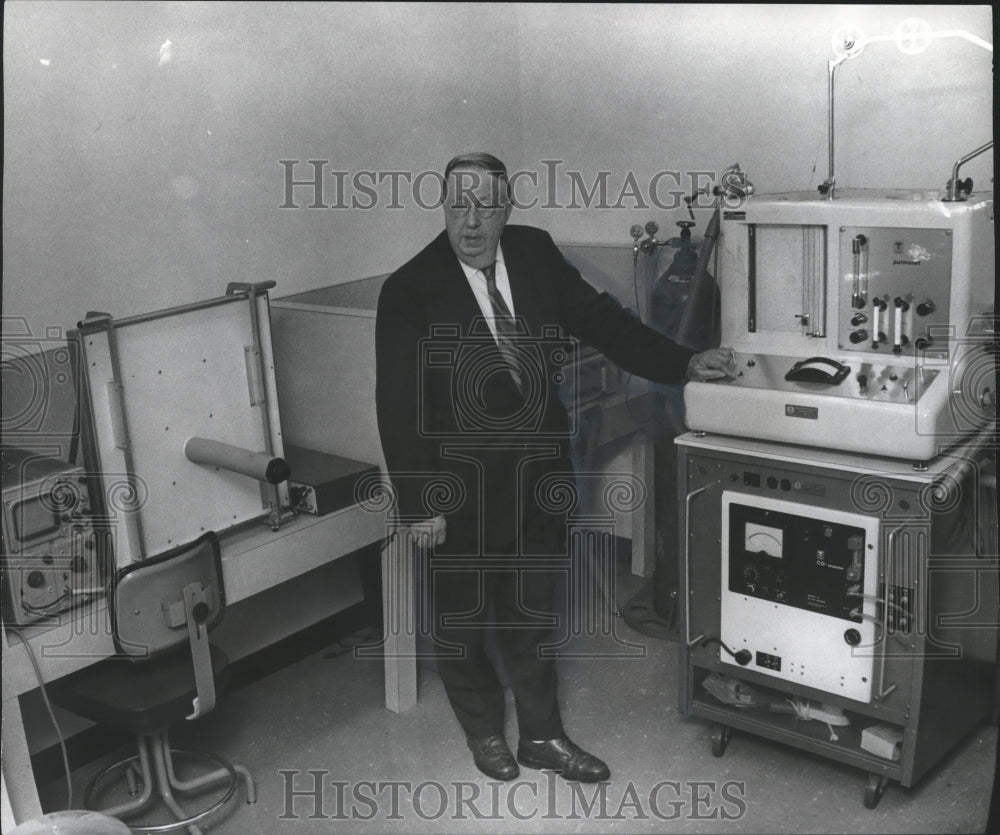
[
  {"left": 52, "top": 532, "right": 256, "bottom": 834},
  {"left": 84, "top": 733, "right": 255, "bottom": 834},
  {"left": 56, "top": 646, "right": 256, "bottom": 834}
]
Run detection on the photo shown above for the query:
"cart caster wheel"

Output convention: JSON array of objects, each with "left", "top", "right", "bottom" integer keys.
[
  {"left": 711, "top": 724, "right": 731, "bottom": 757},
  {"left": 864, "top": 773, "right": 889, "bottom": 809}
]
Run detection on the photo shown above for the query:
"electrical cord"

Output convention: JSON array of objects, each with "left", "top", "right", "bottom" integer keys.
[
  {"left": 850, "top": 608, "right": 890, "bottom": 627},
  {"left": 22, "top": 588, "right": 104, "bottom": 614},
  {"left": 846, "top": 590, "right": 908, "bottom": 614},
  {"left": 7, "top": 625, "right": 74, "bottom": 810},
  {"left": 698, "top": 635, "right": 740, "bottom": 659}
]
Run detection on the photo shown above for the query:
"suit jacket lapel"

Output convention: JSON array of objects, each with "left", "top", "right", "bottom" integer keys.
[{"left": 424, "top": 233, "right": 488, "bottom": 334}]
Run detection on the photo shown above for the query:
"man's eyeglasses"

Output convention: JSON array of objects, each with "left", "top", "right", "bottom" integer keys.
[{"left": 445, "top": 202, "right": 505, "bottom": 219}]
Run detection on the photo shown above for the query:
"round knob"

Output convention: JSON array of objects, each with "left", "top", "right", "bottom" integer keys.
[
  {"left": 734, "top": 649, "right": 752, "bottom": 666},
  {"left": 27, "top": 570, "right": 47, "bottom": 589},
  {"left": 851, "top": 313, "right": 868, "bottom": 326},
  {"left": 850, "top": 329, "right": 868, "bottom": 344},
  {"left": 844, "top": 628, "right": 862, "bottom": 646},
  {"left": 916, "top": 300, "right": 936, "bottom": 316},
  {"left": 915, "top": 335, "right": 934, "bottom": 350}
]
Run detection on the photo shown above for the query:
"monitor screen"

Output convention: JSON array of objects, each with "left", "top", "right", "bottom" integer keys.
[{"left": 11, "top": 495, "right": 61, "bottom": 544}]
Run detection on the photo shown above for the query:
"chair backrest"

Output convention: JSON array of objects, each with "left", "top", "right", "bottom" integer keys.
[
  {"left": 111, "top": 530, "right": 225, "bottom": 657},
  {"left": 110, "top": 530, "right": 225, "bottom": 719}
]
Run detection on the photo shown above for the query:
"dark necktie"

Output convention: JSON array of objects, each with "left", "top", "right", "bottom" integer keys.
[{"left": 483, "top": 263, "right": 523, "bottom": 393}]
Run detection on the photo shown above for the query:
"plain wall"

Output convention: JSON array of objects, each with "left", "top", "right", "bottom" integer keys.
[{"left": 3, "top": 3, "right": 992, "bottom": 338}]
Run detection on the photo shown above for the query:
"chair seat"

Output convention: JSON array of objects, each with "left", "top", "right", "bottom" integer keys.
[{"left": 54, "top": 644, "right": 231, "bottom": 735}]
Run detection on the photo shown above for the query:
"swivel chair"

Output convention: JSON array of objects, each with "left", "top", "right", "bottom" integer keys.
[{"left": 53, "top": 531, "right": 256, "bottom": 834}]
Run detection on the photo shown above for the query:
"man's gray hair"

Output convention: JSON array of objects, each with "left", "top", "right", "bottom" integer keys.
[{"left": 443, "top": 152, "right": 510, "bottom": 202}]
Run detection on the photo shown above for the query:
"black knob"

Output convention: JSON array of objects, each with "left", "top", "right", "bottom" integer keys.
[
  {"left": 873, "top": 298, "right": 887, "bottom": 311},
  {"left": 857, "top": 373, "right": 868, "bottom": 390},
  {"left": 27, "top": 570, "right": 47, "bottom": 589},
  {"left": 851, "top": 313, "right": 868, "bottom": 326},
  {"left": 850, "top": 329, "right": 868, "bottom": 344},
  {"left": 916, "top": 300, "right": 936, "bottom": 316},
  {"left": 844, "top": 628, "right": 862, "bottom": 646},
  {"left": 915, "top": 335, "right": 933, "bottom": 350},
  {"left": 734, "top": 649, "right": 753, "bottom": 666},
  {"left": 894, "top": 297, "right": 910, "bottom": 312}
]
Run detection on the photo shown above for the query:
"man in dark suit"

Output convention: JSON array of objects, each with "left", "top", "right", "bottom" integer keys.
[{"left": 375, "top": 152, "right": 735, "bottom": 783}]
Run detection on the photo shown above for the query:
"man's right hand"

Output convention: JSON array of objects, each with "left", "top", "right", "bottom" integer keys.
[{"left": 687, "top": 346, "right": 738, "bottom": 381}]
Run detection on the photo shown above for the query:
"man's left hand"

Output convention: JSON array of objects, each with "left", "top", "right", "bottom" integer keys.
[{"left": 687, "top": 347, "right": 738, "bottom": 381}]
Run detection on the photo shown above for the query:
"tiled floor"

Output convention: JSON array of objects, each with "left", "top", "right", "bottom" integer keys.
[{"left": 38, "top": 569, "right": 997, "bottom": 834}]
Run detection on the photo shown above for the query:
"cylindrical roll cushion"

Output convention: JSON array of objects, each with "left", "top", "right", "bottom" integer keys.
[{"left": 184, "top": 437, "right": 290, "bottom": 484}]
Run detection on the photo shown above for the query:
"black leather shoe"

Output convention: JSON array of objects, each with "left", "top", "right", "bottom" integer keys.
[
  {"left": 517, "top": 737, "right": 610, "bottom": 782},
  {"left": 467, "top": 734, "right": 519, "bottom": 781}
]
